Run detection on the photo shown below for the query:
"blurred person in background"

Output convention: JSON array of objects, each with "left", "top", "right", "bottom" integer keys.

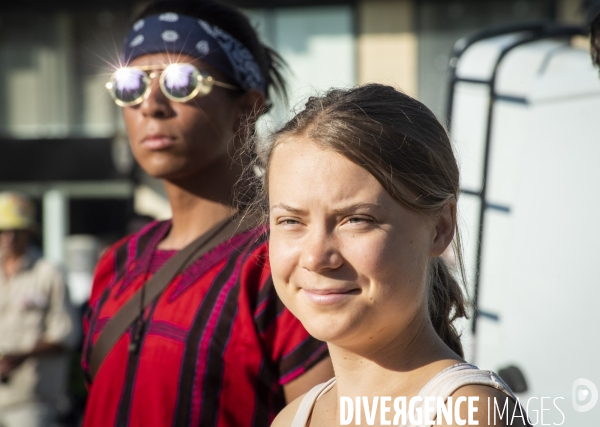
[
  {"left": 81, "top": 1, "right": 332, "bottom": 426},
  {"left": 0, "top": 192, "right": 79, "bottom": 427}
]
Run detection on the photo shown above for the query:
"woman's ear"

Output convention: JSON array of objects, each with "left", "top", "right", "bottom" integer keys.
[
  {"left": 430, "top": 200, "right": 456, "bottom": 257},
  {"left": 233, "top": 89, "right": 266, "bottom": 134}
]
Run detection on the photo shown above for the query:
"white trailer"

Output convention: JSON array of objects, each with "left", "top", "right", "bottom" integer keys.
[{"left": 448, "top": 23, "right": 600, "bottom": 426}]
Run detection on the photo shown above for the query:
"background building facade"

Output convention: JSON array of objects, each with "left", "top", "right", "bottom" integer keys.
[{"left": 0, "top": 0, "right": 588, "bottom": 309}]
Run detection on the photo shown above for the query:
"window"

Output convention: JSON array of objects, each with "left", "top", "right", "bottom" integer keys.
[{"left": 0, "top": 11, "right": 129, "bottom": 138}]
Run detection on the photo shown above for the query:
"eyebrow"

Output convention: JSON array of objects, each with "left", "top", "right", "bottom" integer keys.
[
  {"left": 330, "top": 203, "right": 388, "bottom": 215},
  {"left": 270, "top": 203, "right": 306, "bottom": 214},
  {"left": 270, "top": 202, "right": 387, "bottom": 215}
]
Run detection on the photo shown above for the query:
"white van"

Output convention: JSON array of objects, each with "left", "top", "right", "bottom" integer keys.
[{"left": 449, "top": 23, "right": 600, "bottom": 426}]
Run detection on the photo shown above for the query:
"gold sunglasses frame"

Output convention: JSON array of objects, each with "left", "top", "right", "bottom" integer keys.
[{"left": 105, "top": 63, "right": 239, "bottom": 107}]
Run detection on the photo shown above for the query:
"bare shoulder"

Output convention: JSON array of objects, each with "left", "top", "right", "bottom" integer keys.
[
  {"left": 438, "top": 385, "right": 529, "bottom": 427},
  {"left": 271, "top": 393, "right": 306, "bottom": 427}
]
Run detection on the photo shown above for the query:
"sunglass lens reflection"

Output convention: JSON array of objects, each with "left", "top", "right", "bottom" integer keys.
[
  {"left": 112, "top": 68, "right": 147, "bottom": 104},
  {"left": 162, "top": 64, "right": 200, "bottom": 99}
]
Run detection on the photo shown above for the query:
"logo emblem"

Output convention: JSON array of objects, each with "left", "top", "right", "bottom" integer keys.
[{"left": 572, "top": 379, "right": 598, "bottom": 413}]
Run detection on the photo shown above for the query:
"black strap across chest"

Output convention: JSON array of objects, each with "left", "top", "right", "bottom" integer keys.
[{"left": 88, "top": 214, "right": 257, "bottom": 381}]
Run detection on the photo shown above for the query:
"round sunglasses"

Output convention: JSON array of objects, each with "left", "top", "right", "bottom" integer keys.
[{"left": 105, "top": 63, "right": 239, "bottom": 107}]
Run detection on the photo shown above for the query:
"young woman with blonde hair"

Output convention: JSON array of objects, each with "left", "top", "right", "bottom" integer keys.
[{"left": 246, "top": 84, "right": 529, "bottom": 426}]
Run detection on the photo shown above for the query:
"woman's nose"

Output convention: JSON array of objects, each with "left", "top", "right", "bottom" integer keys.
[
  {"left": 298, "top": 227, "right": 343, "bottom": 273},
  {"left": 138, "top": 79, "right": 174, "bottom": 118}
]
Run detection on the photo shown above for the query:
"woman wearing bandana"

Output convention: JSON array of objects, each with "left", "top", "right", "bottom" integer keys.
[{"left": 80, "top": 1, "right": 332, "bottom": 426}]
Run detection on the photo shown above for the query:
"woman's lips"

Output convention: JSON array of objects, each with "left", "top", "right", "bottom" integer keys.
[
  {"left": 141, "top": 135, "right": 175, "bottom": 150},
  {"left": 301, "top": 288, "right": 359, "bottom": 305}
]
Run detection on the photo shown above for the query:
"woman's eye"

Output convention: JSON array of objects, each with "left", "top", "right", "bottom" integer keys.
[
  {"left": 347, "top": 216, "right": 373, "bottom": 225},
  {"left": 278, "top": 218, "right": 301, "bottom": 226}
]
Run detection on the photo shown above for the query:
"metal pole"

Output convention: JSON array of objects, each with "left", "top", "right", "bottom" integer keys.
[{"left": 43, "top": 189, "right": 69, "bottom": 267}]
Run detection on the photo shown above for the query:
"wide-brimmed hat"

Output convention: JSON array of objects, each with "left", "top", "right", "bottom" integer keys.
[{"left": 0, "top": 192, "right": 36, "bottom": 231}]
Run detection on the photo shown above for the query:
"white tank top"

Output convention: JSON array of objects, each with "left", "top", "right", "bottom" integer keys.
[{"left": 291, "top": 363, "right": 521, "bottom": 427}]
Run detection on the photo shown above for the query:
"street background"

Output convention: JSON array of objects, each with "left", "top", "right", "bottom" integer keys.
[{"left": 0, "top": 0, "right": 598, "bottom": 425}]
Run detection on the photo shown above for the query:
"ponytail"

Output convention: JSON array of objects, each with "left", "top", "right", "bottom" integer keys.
[{"left": 428, "top": 256, "right": 469, "bottom": 358}]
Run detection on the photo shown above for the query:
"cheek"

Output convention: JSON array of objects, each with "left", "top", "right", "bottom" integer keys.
[
  {"left": 122, "top": 110, "right": 144, "bottom": 158},
  {"left": 347, "top": 230, "right": 430, "bottom": 304},
  {"left": 180, "top": 108, "right": 236, "bottom": 156},
  {"left": 267, "top": 235, "right": 302, "bottom": 320},
  {"left": 268, "top": 229, "right": 299, "bottom": 289},
  {"left": 123, "top": 109, "right": 140, "bottom": 136},
  {"left": 187, "top": 96, "right": 235, "bottom": 136}
]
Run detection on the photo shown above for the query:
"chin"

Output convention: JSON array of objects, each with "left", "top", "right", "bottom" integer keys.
[
  {"left": 300, "top": 311, "right": 357, "bottom": 344},
  {"left": 133, "top": 151, "right": 186, "bottom": 178},
  {"left": 147, "top": 169, "right": 182, "bottom": 180},
  {"left": 140, "top": 162, "right": 192, "bottom": 181}
]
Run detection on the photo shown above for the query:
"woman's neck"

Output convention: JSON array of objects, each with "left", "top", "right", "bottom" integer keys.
[
  {"left": 328, "top": 313, "right": 462, "bottom": 400},
  {"left": 158, "top": 156, "right": 242, "bottom": 250}
]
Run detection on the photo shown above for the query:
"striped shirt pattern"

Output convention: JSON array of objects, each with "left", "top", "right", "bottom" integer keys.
[{"left": 81, "top": 221, "right": 328, "bottom": 427}]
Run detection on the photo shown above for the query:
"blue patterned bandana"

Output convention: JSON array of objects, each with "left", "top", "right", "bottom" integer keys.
[{"left": 122, "top": 13, "right": 266, "bottom": 94}]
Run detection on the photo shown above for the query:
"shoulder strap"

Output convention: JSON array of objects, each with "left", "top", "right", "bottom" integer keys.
[
  {"left": 291, "top": 378, "right": 336, "bottom": 427},
  {"left": 418, "top": 364, "right": 515, "bottom": 400},
  {"left": 88, "top": 214, "right": 257, "bottom": 381},
  {"left": 409, "top": 363, "right": 522, "bottom": 427}
]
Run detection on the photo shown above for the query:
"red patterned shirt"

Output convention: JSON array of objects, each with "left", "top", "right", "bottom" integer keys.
[{"left": 81, "top": 221, "right": 327, "bottom": 427}]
